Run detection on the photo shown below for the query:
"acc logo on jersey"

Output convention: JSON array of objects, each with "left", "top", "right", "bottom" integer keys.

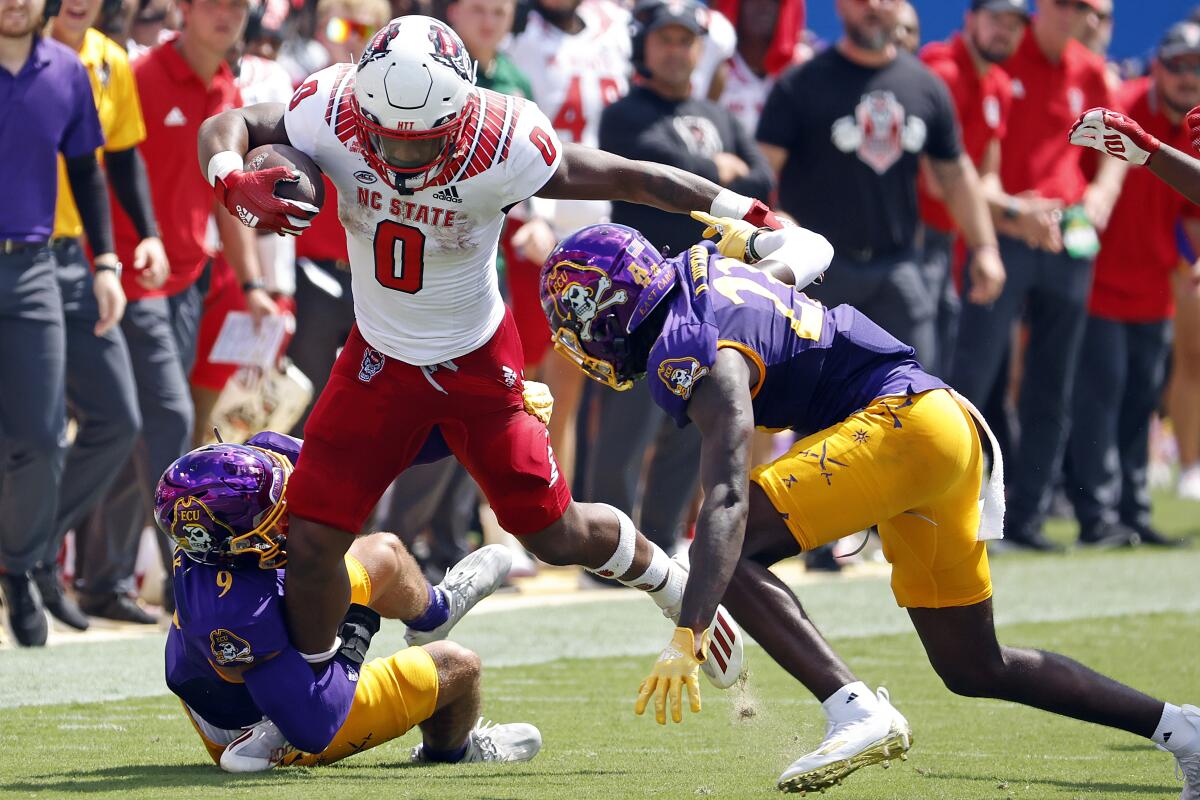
[
  {"left": 354, "top": 170, "right": 378, "bottom": 184},
  {"left": 547, "top": 263, "right": 628, "bottom": 342},
  {"left": 359, "top": 22, "right": 401, "bottom": 69},
  {"left": 427, "top": 21, "right": 474, "bottom": 83},
  {"left": 657, "top": 358, "right": 709, "bottom": 400},
  {"left": 209, "top": 629, "right": 254, "bottom": 665},
  {"left": 169, "top": 496, "right": 236, "bottom": 557},
  {"left": 358, "top": 346, "right": 386, "bottom": 383}
]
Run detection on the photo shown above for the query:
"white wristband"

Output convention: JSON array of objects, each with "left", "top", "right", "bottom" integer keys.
[
  {"left": 207, "top": 150, "right": 244, "bottom": 187},
  {"left": 709, "top": 189, "right": 753, "bottom": 220},
  {"left": 299, "top": 636, "right": 343, "bottom": 664}
]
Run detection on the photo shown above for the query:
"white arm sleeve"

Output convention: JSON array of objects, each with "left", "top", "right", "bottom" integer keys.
[{"left": 753, "top": 227, "right": 835, "bottom": 290}]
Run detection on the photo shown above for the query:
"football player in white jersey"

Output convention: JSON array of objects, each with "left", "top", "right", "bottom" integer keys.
[{"left": 198, "top": 15, "right": 784, "bottom": 690}]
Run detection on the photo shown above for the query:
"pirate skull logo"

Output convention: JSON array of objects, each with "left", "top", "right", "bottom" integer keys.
[
  {"left": 209, "top": 628, "right": 254, "bottom": 665},
  {"left": 560, "top": 274, "right": 628, "bottom": 342},
  {"left": 181, "top": 524, "right": 214, "bottom": 553},
  {"left": 657, "top": 357, "right": 710, "bottom": 399}
]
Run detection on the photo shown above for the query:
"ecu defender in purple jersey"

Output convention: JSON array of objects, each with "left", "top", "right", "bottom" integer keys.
[
  {"left": 155, "top": 429, "right": 539, "bottom": 772},
  {"left": 539, "top": 217, "right": 1200, "bottom": 797}
]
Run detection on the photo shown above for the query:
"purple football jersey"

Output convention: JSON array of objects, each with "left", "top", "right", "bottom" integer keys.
[{"left": 648, "top": 242, "right": 948, "bottom": 436}]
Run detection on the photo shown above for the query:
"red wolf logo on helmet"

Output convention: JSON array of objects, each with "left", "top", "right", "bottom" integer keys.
[
  {"left": 427, "top": 20, "right": 474, "bottom": 82},
  {"left": 358, "top": 21, "right": 401, "bottom": 69}
]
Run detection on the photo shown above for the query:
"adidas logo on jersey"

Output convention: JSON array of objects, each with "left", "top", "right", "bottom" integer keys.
[
  {"left": 164, "top": 106, "right": 187, "bottom": 127},
  {"left": 432, "top": 186, "right": 463, "bottom": 204}
]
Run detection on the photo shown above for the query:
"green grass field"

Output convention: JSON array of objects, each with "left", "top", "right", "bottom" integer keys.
[{"left": 2, "top": 496, "right": 1197, "bottom": 800}]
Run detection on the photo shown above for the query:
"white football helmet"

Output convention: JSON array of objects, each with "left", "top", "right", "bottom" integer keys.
[{"left": 352, "top": 16, "right": 478, "bottom": 190}]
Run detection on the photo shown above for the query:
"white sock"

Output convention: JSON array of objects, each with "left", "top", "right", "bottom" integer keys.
[
  {"left": 588, "top": 504, "right": 636, "bottom": 579},
  {"left": 821, "top": 681, "right": 878, "bottom": 726},
  {"left": 1152, "top": 703, "right": 1198, "bottom": 753},
  {"left": 622, "top": 545, "right": 670, "bottom": 590},
  {"left": 643, "top": 552, "right": 686, "bottom": 614}
]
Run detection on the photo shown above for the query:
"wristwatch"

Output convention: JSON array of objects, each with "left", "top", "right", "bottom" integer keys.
[
  {"left": 95, "top": 260, "right": 123, "bottom": 280},
  {"left": 242, "top": 279, "right": 267, "bottom": 294}
]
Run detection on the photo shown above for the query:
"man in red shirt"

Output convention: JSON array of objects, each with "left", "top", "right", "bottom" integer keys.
[
  {"left": 948, "top": 0, "right": 1125, "bottom": 551},
  {"left": 1064, "top": 22, "right": 1200, "bottom": 547},
  {"left": 76, "top": 0, "right": 279, "bottom": 620},
  {"left": 918, "top": 0, "right": 1064, "bottom": 376}
]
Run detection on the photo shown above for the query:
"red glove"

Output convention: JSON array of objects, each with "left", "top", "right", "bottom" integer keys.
[
  {"left": 214, "top": 166, "right": 318, "bottom": 236},
  {"left": 742, "top": 199, "right": 785, "bottom": 230},
  {"left": 1068, "top": 107, "right": 1160, "bottom": 166},
  {"left": 1188, "top": 105, "right": 1200, "bottom": 156}
]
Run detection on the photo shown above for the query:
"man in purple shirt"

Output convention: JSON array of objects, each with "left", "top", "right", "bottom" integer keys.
[
  {"left": 539, "top": 217, "right": 1200, "bottom": 796},
  {"left": 0, "top": 0, "right": 124, "bottom": 646}
]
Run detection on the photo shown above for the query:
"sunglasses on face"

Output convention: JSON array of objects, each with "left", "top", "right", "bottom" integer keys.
[
  {"left": 1052, "top": 0, "right": 1108, "bottom": 19},
  {"left": 1162, "top": 59, "right": 1200, "bottom": 76},
  {"left": 325, "top": 16, "right": 373, "bottom": 43}
]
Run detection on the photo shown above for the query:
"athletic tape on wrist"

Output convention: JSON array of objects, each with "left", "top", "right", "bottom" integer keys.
[
  {"left": 589, "top": 503, "right": 637, "bottom": 579},
  {"left": 710, "top": 189, "right": 753, "bottom": 220},
  {"left": 207, "top": 151, "right": 243, "bottom": 187},
  {"left": 299, "top": 636, "right": 343, "bottom": 664}
]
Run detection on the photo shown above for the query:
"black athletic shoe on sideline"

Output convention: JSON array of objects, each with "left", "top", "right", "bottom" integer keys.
[
  {"left": 0, "top": 572, "right": 48, "bottom": 647},
  {"left": 31, "top": 564, "right": 89, "bottom": 631},
  {"left": 78, "top": 593, "right": 158, "bottom": 625},
  {"left": 1125, "top": 522, "right": 1185, "bottom": 548},
  {"left": 1078, "top": 521, "right": 1139, "bottom": 549}
]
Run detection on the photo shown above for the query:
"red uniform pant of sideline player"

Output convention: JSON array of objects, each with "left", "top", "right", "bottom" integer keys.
[{"left": 288, "top": 308, "right": 572, "bottom": 536}]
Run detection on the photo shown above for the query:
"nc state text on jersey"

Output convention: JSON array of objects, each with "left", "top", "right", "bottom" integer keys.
[{"left": 357, "top": 188, "right": 459, "bottom": 227}]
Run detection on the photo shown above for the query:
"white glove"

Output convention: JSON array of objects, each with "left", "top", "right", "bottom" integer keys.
[{"left": 1068, "top": 107, "right": 1160, "bottom": 166}]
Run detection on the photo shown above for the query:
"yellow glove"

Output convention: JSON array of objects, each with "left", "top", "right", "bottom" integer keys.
[
  {"left": 635, "top": 627, "right": 709, "bottom": 725},
  {"left": 521, "top": 380, "right": 554, "bottom": 425},
  {"left": 690, "top": 210, "right": 760, "bottom": 262}
]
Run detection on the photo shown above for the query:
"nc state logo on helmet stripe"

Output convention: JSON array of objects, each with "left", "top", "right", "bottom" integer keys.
[
  {"left": 358, "top": 22, "right": 401, "bottom": 69},
  {"left": 427, "top": 21, "right": 474, "bottom": 82}
]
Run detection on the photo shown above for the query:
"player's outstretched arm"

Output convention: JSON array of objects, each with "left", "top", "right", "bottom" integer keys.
[
  {"left": 1148, "top": 144, "right": 1200, "bottom": 207},
  {"left": 538, "top": 143, "right": 784, "bottom": 229},
  {"left": 1069, "top": 106, "right": 1200, "bottom": 206}
]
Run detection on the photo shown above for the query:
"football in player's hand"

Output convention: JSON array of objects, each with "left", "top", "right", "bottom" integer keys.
[{"left": 244, "top": 143, "right": 326, "bottom": 212}]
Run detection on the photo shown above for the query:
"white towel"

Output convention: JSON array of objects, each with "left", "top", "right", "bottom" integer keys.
[{"left": 950, "top": 389, "right": 1006, "bottom": 541}]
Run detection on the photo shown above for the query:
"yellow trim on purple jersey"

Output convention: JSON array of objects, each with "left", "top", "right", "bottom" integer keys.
[{"left": 716, "top": 339, "right": 766, "bottom": 399}]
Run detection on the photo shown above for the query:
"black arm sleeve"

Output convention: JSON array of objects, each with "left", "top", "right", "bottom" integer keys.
[
  {"left": 106, "top": 146, "right": 159, "bottom": 239},
  {"left": 727, "top": 113, "right": 775, "bottom": 201},
  {"left": 65, "top": 153, "right": 115, "bottom": 256}
]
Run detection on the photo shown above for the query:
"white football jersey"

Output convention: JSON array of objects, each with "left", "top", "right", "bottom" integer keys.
[
  {"left": 506, "top": 0, "right": 631, "bottom": 233},
  {"left": 691, "top": 8, "right": 736, "bottom": 101},
  {"left": 284, "top": 65, "right": 563, "bottom": 365},
  {"left": 719, "top": 53, "right": 774, "bottom": 140}
]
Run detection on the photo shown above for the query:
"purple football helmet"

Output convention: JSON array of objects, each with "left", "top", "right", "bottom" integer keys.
[
  {"left": 540, "top": 223, "right": 677, "bottom": 390},
  {"left": 153, "top": 444, "right": 292, "bottom": 568}
]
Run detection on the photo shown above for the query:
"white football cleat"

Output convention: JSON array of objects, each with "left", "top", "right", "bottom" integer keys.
[
  {"left": 1164, "top": 705, "right": 1200, "bottom": 800},
  {"left": 777, "top": 687, "right": 913, "bottom": 794},
  {"left": 1179, "top": 466, "right": 1200, "bottom": 503},
  {"left": 406, "top": 545, "right": 512, "bottom": 646},
  {"left": 659, "top": 553, "right": 745, "bottom": 689},
  {"left": 220, "top": 719, "right": 296, "bottom": 773},
  {"left": 411, "top": 718, "right": 542, "bottom": 764}
]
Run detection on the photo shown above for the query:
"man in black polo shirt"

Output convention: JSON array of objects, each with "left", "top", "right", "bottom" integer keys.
[
  {"left": 757, "top": 0, "right": 1003, "bottom": 369},
  {"left": 589, "top": 0, "right": 773, "bottom": 553}
]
